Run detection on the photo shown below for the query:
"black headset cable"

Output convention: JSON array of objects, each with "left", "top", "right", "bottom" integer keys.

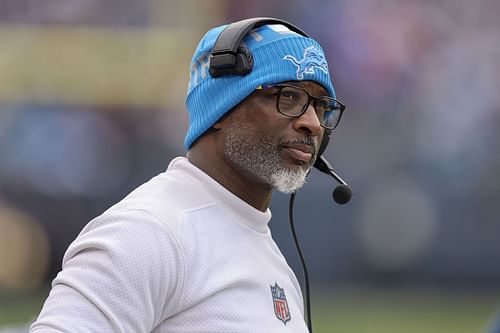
[{"left": 288, "top": 191, "right": 313, "bottom": 333}]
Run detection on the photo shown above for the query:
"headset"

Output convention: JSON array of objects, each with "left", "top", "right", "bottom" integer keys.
[
  {"left": 208, "top": 17, "right": 352, "bottom": 190},
  {"left": 208, "top": 17, "right": 352, "bottom": 332},
  {"left": 209, "top": 18, "right": 307, "bottom": 76},
  {"left": 208, "top": 17, "right": 335, "bottom": 159}
]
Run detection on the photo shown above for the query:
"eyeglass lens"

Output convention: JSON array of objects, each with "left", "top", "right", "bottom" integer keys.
[{"left": 277, "top": 86, "right": 342, "bottom": 129}]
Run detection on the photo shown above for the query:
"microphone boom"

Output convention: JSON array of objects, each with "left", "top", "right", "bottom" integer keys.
[{"left": 313, "top": 155, "right": 353, "bottom": 204}]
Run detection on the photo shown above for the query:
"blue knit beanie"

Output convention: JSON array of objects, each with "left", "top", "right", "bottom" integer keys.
[{"left": 184, "top": 22, "right": 336, "bottom": 149}]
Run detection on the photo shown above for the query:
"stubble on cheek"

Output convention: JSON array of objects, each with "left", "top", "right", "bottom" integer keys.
[{"left": 223, "top": 127, "right": 311, "bottom": 193}]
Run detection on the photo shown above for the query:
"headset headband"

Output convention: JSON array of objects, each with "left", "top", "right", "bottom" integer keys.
[{"left": 209, "top": 17, "right": 310, "bottom": 78}]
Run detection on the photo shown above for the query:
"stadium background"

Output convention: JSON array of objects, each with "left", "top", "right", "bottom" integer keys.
[{"left": 0, "top": 0, "right": 500, "bottom": 332}]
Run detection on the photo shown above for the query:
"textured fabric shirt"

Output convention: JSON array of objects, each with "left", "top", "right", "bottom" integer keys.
[{"left": 30, "top": 157, "right": 308, "bottom": 333}]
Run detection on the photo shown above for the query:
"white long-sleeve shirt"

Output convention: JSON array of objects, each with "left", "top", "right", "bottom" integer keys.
[{"left": 30, "top": 157, "right": 308, "bottom": 333}]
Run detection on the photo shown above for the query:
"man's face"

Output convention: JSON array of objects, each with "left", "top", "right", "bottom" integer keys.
[{"left": 218, "top": 81, "right": 326, "bottom": 193}]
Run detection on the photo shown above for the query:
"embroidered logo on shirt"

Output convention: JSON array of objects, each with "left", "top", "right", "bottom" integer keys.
[
  {"left": 283, "top": 46, "right": 329, "bottom": 80},
  {"left": 270, "top": 282, "right": 291, "bottom": 324}
]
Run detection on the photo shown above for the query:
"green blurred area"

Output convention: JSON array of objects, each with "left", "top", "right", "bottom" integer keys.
[
  {"left": 0, "top": 288, "right": 47, "bottom": 326},
  {"left": 312, "top": 287, "right": 499, "bottom": 333},
  {"left": 1, "top": 287, "right": 498, "bottom": 332}
]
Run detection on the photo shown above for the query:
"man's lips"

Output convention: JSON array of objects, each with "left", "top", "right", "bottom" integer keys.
[{"left": 281, "top": 143, "right": 315, "bottom": 163}]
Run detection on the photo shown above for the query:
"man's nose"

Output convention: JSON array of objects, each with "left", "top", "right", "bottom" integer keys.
[{"left": 293, "top": 103, "right": 322, "bottom": 137}]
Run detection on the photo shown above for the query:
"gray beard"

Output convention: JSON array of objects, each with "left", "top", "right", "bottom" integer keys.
[{"left": 223, "top": 126, "right": 312, "bottom": 194}]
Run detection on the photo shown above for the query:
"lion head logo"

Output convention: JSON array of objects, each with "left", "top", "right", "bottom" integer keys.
[{"left": 283, "top": 46, "right": 329, "bottom": 80}]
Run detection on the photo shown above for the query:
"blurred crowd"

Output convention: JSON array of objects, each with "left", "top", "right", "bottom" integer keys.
[{"left": 0, "top": 0, "right": 499, "bottom": 294}]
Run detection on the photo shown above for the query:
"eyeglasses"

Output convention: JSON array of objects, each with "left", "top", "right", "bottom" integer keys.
[{"left": 256, "top": 84, "right": 346, "bottom": 130}]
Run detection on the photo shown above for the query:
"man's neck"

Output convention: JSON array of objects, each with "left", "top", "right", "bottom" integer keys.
[{"left": 187, "top": 146, "right": 272, "bottom": 212}]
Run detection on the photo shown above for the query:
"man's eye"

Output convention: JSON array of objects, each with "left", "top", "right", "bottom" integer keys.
[
  {"left": 281, "top": 91, "right": 300, "bottom": 102},
  {"left": 315, "top": 99, "right": 328, "bottom": 109}
]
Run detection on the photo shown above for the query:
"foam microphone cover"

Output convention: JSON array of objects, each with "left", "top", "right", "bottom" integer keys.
[{"left": 332, "top": 184, "right": 352, "bottom": 205}]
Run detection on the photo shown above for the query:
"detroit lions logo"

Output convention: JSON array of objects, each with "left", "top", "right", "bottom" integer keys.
[{"left": 283, "top": 46, "right": 329, "bottom": 80}]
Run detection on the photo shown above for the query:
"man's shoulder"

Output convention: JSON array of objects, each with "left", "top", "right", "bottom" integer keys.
[{"left": 102, "top": 167, "right": 211, "bottom": 231}]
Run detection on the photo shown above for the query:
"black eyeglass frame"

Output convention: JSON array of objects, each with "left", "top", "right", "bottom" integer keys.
[{"left": 256, "top": 84, "right": 346, "bottom": 130}]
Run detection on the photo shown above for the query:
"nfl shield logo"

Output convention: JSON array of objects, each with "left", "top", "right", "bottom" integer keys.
[{"left": 270, "top": 282, "right": 291, "bottom": 324}]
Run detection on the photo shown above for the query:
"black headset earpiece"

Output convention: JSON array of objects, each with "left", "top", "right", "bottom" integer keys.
[{"left": 208, "top": 17, "right": 309, "bottom": 78}]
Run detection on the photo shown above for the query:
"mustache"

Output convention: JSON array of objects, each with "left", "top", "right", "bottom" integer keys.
[{"left": 280, "top": 137, "right": 318, "bottom": 159}]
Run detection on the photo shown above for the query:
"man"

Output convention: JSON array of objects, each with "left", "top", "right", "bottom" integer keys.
[{"left": 30, "top": 17, "right": 345, "bottom": 332}]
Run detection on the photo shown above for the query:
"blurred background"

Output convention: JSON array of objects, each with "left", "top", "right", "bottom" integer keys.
[{"left": 1, "top": 0, "right": 500, "bottom": 332}]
